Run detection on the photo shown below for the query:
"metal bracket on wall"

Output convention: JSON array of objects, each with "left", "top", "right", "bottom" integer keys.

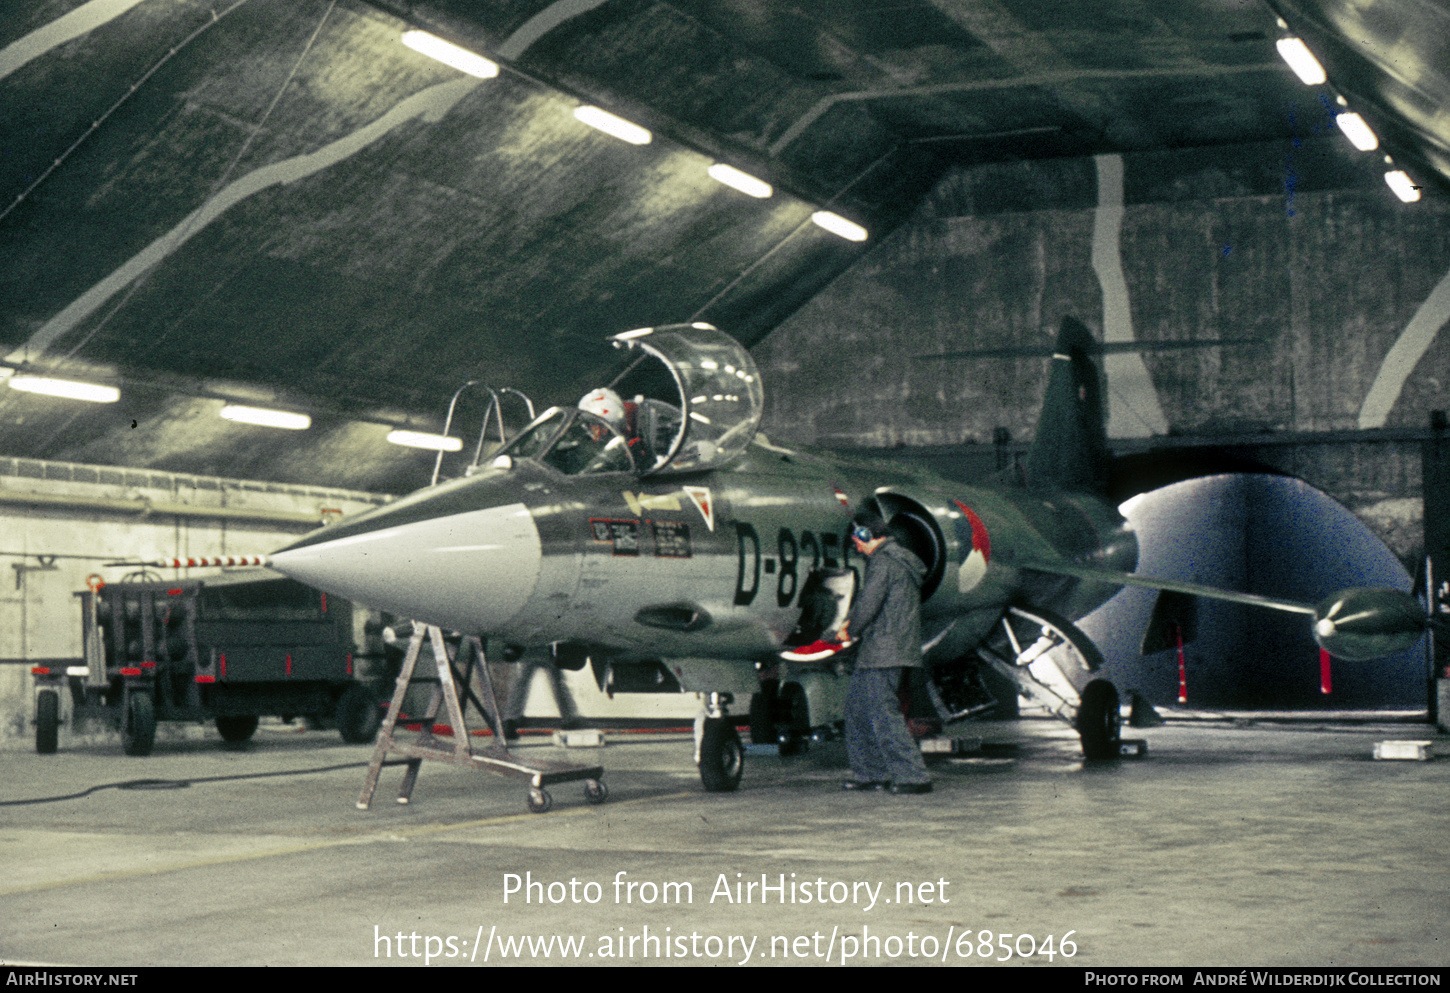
[{"left": 11, "top": 555, "right": 57, "bottom": 589}]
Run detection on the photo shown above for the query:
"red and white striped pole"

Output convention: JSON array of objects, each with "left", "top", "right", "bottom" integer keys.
[{"left": 141, "top": 555, "right": 271, "bottom": 569}]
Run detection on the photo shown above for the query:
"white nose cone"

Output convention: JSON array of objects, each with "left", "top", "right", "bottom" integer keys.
[{"left": 270, "top": 503, "right": 542, "bottom": 634}]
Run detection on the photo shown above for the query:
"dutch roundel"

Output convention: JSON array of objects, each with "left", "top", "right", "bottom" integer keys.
[{"left": 952, "top": 500, "right": 991, "bottom": 594}]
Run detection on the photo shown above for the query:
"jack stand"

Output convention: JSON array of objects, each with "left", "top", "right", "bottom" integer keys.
[{"left": 357, "top": 624, "right": 606, "bottom": 814}]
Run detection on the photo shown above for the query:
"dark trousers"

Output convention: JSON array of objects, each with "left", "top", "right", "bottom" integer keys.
[{"left": 845, "top": 667, "right": 930, "bottom": 785}]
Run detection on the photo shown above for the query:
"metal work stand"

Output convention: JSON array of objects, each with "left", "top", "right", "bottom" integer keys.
[{"left": 357, "top": 625, "right": 607, "bottom": 813}]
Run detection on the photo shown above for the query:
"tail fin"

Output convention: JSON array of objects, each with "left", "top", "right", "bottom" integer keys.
[{"left": 1024, "top": 316, "right": 1109, "bottom": 494}]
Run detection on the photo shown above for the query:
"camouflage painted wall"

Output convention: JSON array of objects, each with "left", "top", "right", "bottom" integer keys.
[{"left": 753, "top": 135, "right": 1450, "bottom": 448}]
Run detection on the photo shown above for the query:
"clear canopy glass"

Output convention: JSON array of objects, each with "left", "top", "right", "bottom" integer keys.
[
  {"left": 494, "top": 324, "right": 762, "bottom": 477},
  {"left": 606, "top": 323, "right": 763, "bottom": 473}
]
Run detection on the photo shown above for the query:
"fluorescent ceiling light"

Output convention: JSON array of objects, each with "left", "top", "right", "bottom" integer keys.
[
  {"left": 7, "top": 375, "right": 119, "bottom": 403},
  {"left": 811, "top": 210, "right": 868, "bottom": 242},
  {"left": 1276, "top": 37, "right": 1326, "bottom": 85},
  {"left": 574, "top": 106, "right": 651, "bottom": 145},
  {"left": 388, "top": 429, "right": 463, "bottom": 452},
  {"left": 1334, "top": 112, "right": 1378, "bottom": 151},
  {"left": 401, "top": 30, "right": 498, "bottom": 78},
  {"left": 219, "top": 405, "right": 311, "bottom": 430},
  {"left": 707, "top": 163, "right": 772, "bottom": 198},
  {"left": 1385, "top": 170, "right": 1421, "bottom": 203}
]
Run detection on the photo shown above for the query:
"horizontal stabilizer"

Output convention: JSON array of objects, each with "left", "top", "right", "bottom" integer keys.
[{"left": 915, "top": 337, "right": 1262, "bottom": 362}]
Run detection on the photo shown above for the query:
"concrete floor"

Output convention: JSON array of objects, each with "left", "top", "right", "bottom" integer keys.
[{"left": 0, "top": 716, "right": 1445, "bottom": 967}]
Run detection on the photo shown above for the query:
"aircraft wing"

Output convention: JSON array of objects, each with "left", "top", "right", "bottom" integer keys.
[{"left": 1017, "top": 560, "right": 1317, "bottom": 615}]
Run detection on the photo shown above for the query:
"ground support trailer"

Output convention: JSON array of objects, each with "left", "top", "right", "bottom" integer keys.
[{"left": 32, "top": 573, "right": 379, "bottom": 755}]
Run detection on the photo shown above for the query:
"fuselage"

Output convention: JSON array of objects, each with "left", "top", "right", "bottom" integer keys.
[{"left": 269, "top": 437, "right": 1138, "bottom": 667}]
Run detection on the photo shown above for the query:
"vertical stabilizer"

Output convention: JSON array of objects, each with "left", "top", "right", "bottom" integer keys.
[{"left": 1024, "top": 317, "right": 1110, "bottom": 494}]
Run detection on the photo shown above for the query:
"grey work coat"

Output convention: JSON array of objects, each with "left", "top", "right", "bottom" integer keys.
[{"left": 846, "top": 538, "right": 927, "bottom": 670}]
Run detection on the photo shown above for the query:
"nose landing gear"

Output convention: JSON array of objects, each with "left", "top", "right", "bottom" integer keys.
[{"left": 696, "top": 692, "right": 744, "bottom": 791}]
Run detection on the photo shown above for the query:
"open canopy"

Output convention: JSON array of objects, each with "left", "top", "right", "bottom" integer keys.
[
  {"left": 493, "top": 324, "right": 764, "bottom": 477},
  {"left": 607, "top": 324, "right": 765, "bottom": 474}
]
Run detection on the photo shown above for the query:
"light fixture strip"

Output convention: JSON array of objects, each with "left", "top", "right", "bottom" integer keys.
[
  {"left": 708, "top": 163, "right": 772, "bottom": 198},
  {"left": 7, "top": 375, "right": 120, "bottom": 403},
  {"left": 401, "top": 30, "right": 499, "bottom": 78},
  {"left": 219, "top": 405, "right": 311, "bottom": 430},
  {"left": 1276, "top": 37, "right": 1326, "bottom": 85},
  {"left": 574, "top": 106, "right": 652, "bottom": 145},
  {"left": 387, "top": 429, "right": 464, "bottom": 452},
  {"left": 810, "top": 210, "right": 868, "bottom": 242},
  {"left": 1384, "top": 170, "right": 1422, "bottom": 203},
  {"left": 1334, "top": 112, "right": 1378, "bottom": 151}
]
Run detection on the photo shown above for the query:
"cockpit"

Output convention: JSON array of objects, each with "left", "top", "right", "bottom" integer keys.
[{"left": 493, "top": 323, "right": 764, "bottom": 477}]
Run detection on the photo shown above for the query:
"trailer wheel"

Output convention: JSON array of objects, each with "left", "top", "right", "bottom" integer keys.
[
  {"left": 36, "top": 691, "right": 59, "bottom": 754},
  {"left": 1076, "top": 679, "right": 1121, "bottom": 761},
  {"left": 216, "top": 715, "right": 259, "bottom": 743},
  {"left": 335, "top": 683, "right": 381, "bottom": 744},
  {"left": 698, "top": 718, "right": 744, "bottom": 792},
  {"left": 122, "top": 691, "right": 156, "bottom": 757}
]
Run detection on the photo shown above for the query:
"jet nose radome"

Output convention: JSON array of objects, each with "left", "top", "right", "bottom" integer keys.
[{"left": 269, "top": 501, "right": 542, "bottom": 635}]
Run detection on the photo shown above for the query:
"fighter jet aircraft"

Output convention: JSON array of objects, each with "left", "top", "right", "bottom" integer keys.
[{"left": 267, "top": 320, "right": 1429, "bottom": 791}]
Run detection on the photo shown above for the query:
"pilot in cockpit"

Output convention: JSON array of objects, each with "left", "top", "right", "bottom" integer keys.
[
  {"left": 578, "top": 387, "right": 681, "bottom": 470},
  {"left": 578, "top": 387, "right": 634, "bottom": 441}
]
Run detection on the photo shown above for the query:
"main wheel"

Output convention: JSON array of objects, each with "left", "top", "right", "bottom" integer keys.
[
  {"left": 215, "top": 715, "right": 259, "bottom": 743},
  {"left": 1076, "top": 679, "right": 1122, "bottom": 760},
  {"left": 36, "top": 691, "right": 59, "bottom": 754},
  {"left": 335, "top": 683, "right": 381, "bottom": 744},
  {"left": 747, "top": 682, "right": 777, "bottom": 745},
  {"left": 122, "top": 691, "right": 156, "bottom": 757},
  {"left": 698, "top": 718, "right": 744, "bottom": 792},
  {"left": 775, "top": 684, "right": 811, "bottom": 756}
]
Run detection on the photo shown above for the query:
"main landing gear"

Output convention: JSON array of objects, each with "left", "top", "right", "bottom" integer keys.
[{"left": 973, "top": 606, "right": 1124, "bottom": 760}]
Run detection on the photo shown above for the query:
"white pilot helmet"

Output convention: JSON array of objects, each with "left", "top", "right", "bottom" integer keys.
[{"left": 578, "top": 387, "right": 626, "bottom": 429}]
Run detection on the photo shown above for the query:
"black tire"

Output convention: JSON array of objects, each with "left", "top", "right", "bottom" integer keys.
[
  {"left": 777, "top": 684, "right": 811, "bottom": 756},
  {"left": 584, "top": 779, "right": 608, "bottom": 805},
  {"left": 748, "top": 682, "right": 777, "bottom": 745},
  {"left": 1076, "top": 679, "right": 1121, "bottom": 760},
  {"left": 698, "top": 718, "right": 744, "bottom": 792},
  {"left": 335, "top": 683, "right": 381, "bottom": 744},
  {"left": 122, "top": 691, "right": 156, "bottom": 757},
  {"left": 36, "top": 691, "right": 59, "bottom": 755},
  {"left": 527, "top": 788, "right": 553, "bottom": 814},
  {"left": 216, "top": 715, "right": 259, "bottom": 743}
]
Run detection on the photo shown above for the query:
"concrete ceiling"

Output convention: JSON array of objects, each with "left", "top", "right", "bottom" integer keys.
[{"left": 2, "top": 0, "right": 1447, "bottom": 493}]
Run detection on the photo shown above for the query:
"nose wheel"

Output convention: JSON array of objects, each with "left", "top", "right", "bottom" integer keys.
[{"left": 697, "top": 717, "right": 744, "bottom": 792}]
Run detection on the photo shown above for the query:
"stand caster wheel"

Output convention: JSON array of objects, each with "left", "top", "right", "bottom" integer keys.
[
  {"left": 584, "top": 779, "right": 608, "bottom": 804},
  {"left": 527, "top": 787, "right": 552, "bottom": 814}
]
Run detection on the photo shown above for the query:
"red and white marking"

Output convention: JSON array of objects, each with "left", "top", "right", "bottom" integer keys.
[{"left": 953, "top": 500, "right": 992, "bottom": 594}]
